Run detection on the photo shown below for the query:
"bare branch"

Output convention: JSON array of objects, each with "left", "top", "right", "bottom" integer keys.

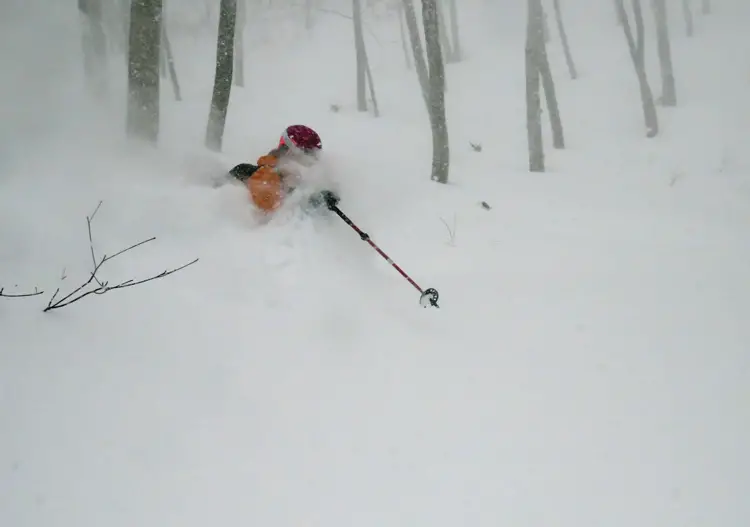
[
  {"left": 43, "top": 202, "right": 199, "bottom": 312},
  {"left": 0, "top": 286, "right": 44, "bottom": 298}
]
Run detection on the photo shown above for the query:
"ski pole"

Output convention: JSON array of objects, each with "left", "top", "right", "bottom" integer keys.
[{"left": 329, "top": 204, "right": 439, "bottom": 308}]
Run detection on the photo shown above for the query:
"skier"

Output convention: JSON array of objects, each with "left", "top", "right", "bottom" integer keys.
[{"left": 224, "top": 124, "right": 340, "bottom": 213}]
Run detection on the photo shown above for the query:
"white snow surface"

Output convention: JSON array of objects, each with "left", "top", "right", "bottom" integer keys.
[{"left": 2, "top": 1, "right": 750, "bottom": 526}]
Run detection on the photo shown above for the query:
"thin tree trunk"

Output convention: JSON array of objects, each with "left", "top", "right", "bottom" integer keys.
[
  {"left": 681, "top": 0, "right": 694, "bottom": 36},
  {"left": 234, "top": 0, "right": 245, "bottom": 86},
  {"left": 552, "top": 0, "right": 577, "bottom": 79},
  {"left": 79, "top": 0, "right": 108, "bottom": 98},
  {"left": 161, "top": 14, "right": 181, "bottom": 101},
  {"left": 701, "top": 0, "right": 710, "bottom": 14},
  {"left": 422, "top": 0, "right": 450, "bottom": 183},
  {"left": 616, "top": 0, "right": 659, "bottom": 137},
  {"left": 402, "top": 0, "right": 430, "bottom": 109},
  {"left": 526, "top": 0, "right": 544, "bottom": 172},
  {"left": 353, "top": 0, "right": 367, "bottom": 111},
  {"left": 364, "top": 51, "right": 380, "bottom": 117},
  {"left": 447, "top": 0, "right": 461, "bottom": 61},
  {"left": 652, "top": 0, "right": 676, "bottom": 106},
  {"left": 127, "top": 0, "right": 162, "bottom": 143},
  {"left": 205, "top": 0, "right": 237, "bottom": 151},
  {"left": 397, "top": 1, "right": 413, "bottom": 69},
  {"left": 537, "top": 39, "right": 564, "bottom": 148},
  {"left": 436, "top": 1, "right": 453, "bottom": 64}
]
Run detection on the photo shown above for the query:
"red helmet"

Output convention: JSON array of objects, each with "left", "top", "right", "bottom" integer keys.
[{"left": 279, "top": 124, "right": 322, "bottom": 155}]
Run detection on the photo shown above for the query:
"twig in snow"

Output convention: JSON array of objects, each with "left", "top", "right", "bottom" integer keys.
[
  {"left": 43, "top": 201, "right": 199, "bottom": 312},
  {"left": 439, "top": 214, "right": 457, "bottom": 246}
]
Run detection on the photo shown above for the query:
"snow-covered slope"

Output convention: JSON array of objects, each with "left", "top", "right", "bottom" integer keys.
[{"left": 2, "top": 1, "right": 749, "bottom": 526}]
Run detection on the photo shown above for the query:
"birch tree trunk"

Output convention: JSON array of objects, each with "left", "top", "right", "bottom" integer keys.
[
  {"left": 127, "top": 0, "right": 162, "bottom": 143},
  {"left": 205, "top": 0, "right": 237, "bottom": 152}
]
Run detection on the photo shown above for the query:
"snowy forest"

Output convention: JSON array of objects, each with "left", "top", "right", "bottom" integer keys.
[{"left": 2, "top": 1, "right": 749, "bottom": 526}]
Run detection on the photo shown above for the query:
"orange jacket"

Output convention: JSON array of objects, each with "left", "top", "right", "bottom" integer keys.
[{"left": 247, "top": 153, "right": 285, "bottom": 212}]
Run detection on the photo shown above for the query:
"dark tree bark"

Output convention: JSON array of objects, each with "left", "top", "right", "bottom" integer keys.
[
  {"left": 616, "top": 0, "right": 659, "bottom": 137},
  {"left": 205, "top": 0, "right": 237, "bottom": 152},
  {"left": 127, "top": 0, "right": 162, "bottom": 143},
  {"left": 422, "top": 0, "right": 450, "bottom": 183}
]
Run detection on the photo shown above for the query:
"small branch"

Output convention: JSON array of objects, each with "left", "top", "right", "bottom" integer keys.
[
  {"left": 43, "top": 202, "right": 199, "bottom": 312},
  {"left": 0, "top": 286, "right": 44, "bottom": 298}
]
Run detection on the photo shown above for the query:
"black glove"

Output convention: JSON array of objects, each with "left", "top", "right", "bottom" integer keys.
[{"left": 308, "top": 189, "right": 340, "bottom": 210}]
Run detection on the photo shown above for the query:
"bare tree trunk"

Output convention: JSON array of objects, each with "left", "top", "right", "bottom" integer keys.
[
  {"left": 161, "top": 12, "right": 181, "bottom": 101},
  {"left": 537, "top": 39, "right": 564, "bottom": 148},
  {"left": 436, "top": 1, "right": 454, "bottom": 64},
  {"left": 234, "top": 0, "right": 246, "bottom": 87},
  {"left": 353, "top": 0, "right": 368, "bottom": 112},
  {"left": 615, "top": 0, "right": 625, "bottom": 25},
  {"left": 364, "top": 53, "right": 380, "bottom": 117},
  {"left": 681, "top": 0, "right": 694, "bottom": 36},
  {"left": 127, "top": 0, "right": 162, "bottom": 143},
  {"left": 652, "top": 0, "right": 676, "bottom": 106},
  {"left": 402, "top": 0, "right": 430, "bottom": 109},
  {"left": 397, "top": 1, "right": 413, "bottom": 69},
  {"left": 526, "top": 0, "right": 544, "bottom": 172},
  {"left": 205, "top": 0, "right": 237, "bottom": 152},
  {"left": 616, "top": 0, "right": 658, "bottom": 137},
  {"left": 422, "top": 0, "right": 450, "bottom": 183},
  {"left": 701, "top": 0, "right": 710, "bottom": 14},
  {"left": 79, "top": 0, "right": 108, "bottom": 98},
  {"left": 552, "top": 0, "right": 577, "bottom": 79},
  {"left": 446, "top": 0, "right": 461, "bottom": 61}
]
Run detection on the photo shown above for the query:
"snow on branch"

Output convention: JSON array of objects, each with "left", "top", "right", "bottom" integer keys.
[{"left": 43, "top": 201, "right": 198, "bottom": 312}]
